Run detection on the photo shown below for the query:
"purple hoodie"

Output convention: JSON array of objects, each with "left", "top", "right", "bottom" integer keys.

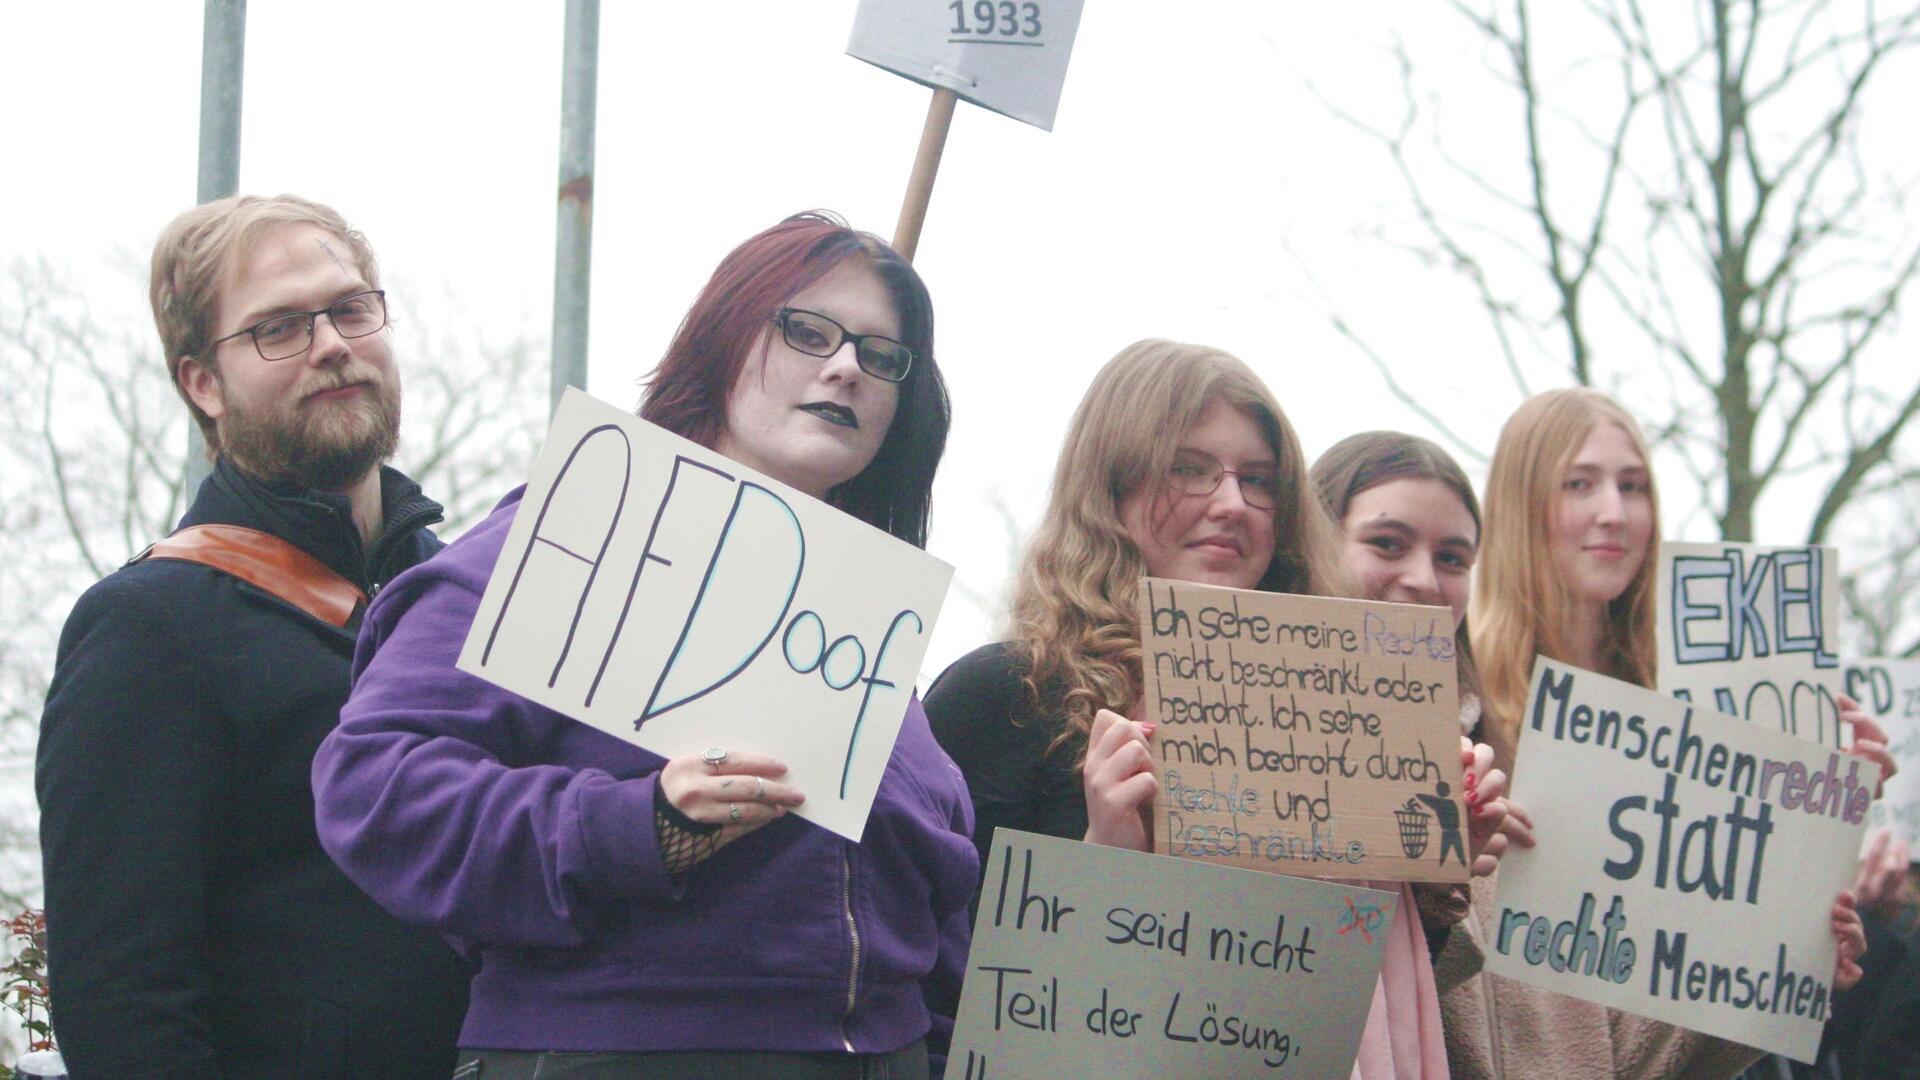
[{"left": 312, "top": 488, "right": 978, "bottom": 1067}]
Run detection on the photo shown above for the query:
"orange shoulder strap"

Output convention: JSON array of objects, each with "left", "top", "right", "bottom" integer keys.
[{"left": 141, "top": 524, "right": 367, "bottom": 628}]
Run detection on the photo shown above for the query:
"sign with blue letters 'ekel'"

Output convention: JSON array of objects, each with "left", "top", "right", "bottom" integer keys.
[
  {"left": 1487, "top": 660, "right": 1874, "bottom": 1063},
  {"left": 457, "top": 388, "right": 953, "bottom": 840},
  {"left": 1657, "top": 541, "right": 1843, "bottom": 747}
]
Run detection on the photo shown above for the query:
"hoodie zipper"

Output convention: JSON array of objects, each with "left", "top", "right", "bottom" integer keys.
[{"left": 839, "top": 842, "right": 863, "bottom": 1053}]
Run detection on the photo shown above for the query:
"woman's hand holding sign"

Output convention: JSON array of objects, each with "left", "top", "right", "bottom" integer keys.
[
  {"left": 1083, "top": 709, "right": 1158, "bottom": 852},
  {"left": 1811, "top": 694, "right": 1884, "bottom": 995},
  {"left": 1831, "top": 891, "right": 1867, "bottom": 992},
  {"left": 1839, "top": 694, "right": 1897, "bottom": 796},
  {"left": 1460, "top": 736, "right": 1535, "bottom": 877},
  {"left": 656, "top": 749, "right": 806, "bottom": 873},
  {"left": 1853, "top": 827, "right": 1911, "bottom": 918}
]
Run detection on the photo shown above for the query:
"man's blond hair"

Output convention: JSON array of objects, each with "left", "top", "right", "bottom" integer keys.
[{"left": 149, "top": 194, "right": 380, "bottom": 452}]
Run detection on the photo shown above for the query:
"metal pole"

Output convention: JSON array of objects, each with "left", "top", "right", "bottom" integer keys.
[
  {"left": 185, "top": 0, "right": 247, "bottom": 492},
  {"left": 551, "top": 0, "right": 601, "bottom": 415}
]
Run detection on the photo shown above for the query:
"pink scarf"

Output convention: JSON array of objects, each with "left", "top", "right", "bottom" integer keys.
[{"left": 1349, "top": 882, "right": 1450, "bottom": 1079}]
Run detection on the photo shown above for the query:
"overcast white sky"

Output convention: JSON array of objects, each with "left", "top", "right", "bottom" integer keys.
[{"left": 5, "top": 2, "right": 1911, "bottom": 679}]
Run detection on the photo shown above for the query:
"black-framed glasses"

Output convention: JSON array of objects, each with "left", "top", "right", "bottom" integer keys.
[
  {"left": 209, "top": 289, "right": 388, "bottom": 361},
  {"left": 1166, "top": 449, "right": 1281, "bottom": 510},
  {"left": 773, "top": 307, "right": 915, "bottom": 383}
]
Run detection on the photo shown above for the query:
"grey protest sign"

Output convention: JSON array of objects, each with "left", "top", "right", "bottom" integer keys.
[{"left": 951, "top": 829, "right": 1396, "bottom": 1077}]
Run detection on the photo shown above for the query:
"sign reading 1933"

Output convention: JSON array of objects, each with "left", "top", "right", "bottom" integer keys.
[
  {"left": 848, "top": 0, "right": 1085, "bottom": 130},
  {"left": 947, "top": 1, "right": 1044, "bottom": 39}
]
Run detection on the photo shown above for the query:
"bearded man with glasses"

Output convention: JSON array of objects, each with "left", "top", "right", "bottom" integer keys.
[{"left": 36, "top": 195, "right": 471, "bottom": 1077}]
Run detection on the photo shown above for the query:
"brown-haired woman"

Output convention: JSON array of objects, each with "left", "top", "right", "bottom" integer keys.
[
  {"left": 1312, "top": 430, "right": 1533, "bottom": 1077},
  {"left": 1311, "top": 431, "right": 1485, "bottom": 715}
]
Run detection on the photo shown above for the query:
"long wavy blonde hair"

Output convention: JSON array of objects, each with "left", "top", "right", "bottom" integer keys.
[
  {"left": 1007, "top": 339, "right": 1351, "bottom": 756},
  {"left": 1470, "top": 388, "right": 1661, "bottom": 759}
]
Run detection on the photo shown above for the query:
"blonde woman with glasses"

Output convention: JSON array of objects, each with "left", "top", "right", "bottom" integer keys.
[{"left": 927, "top": 340, "right": 1513, "bottom": 1078}]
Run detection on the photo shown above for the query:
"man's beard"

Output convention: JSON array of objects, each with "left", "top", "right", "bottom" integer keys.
[{"left": 219, "top": 366, "right": 402, "bottom": 491}]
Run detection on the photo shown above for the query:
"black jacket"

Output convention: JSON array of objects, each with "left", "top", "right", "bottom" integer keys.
[
  {"left": 1735, "top": 904, "right": 1920, "bottom": 1080},
  {"left": 37, "top": 459, "right": 473, "bottom": 1079},
  {"left": 1830, "top": 905, "right": 1920, "bottom": 1079},
  {"left": 924, "top": 642, "right": 1089, "bottom": 875}
]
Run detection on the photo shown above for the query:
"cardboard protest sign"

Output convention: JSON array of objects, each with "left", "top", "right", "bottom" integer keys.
[
  {"left": 847, "top": 0, "right": 1086, "bottom": 130},
  {"left": 1486, "top": 660, "right": 1876, "bottom": 1062},
  {"left": 1136, "top": 579, "right": 1470, "bottom": 883},
  {"left": 457, "top": 388, "right": 952, "bottom": 840},
  {"left": 950, "top": 829, "right": 1396, "bottom": 1078},
  {"left": 1843, "top": 658, "right": 1920, "bottom": 849},
  {"left": 1658, "top": 542, "right": 1844, "bottom": 747}
]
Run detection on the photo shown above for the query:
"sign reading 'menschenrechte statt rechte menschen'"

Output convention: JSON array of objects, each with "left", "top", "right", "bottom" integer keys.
[{"left": 1487, "top": 659, "right": 1875, "bottom": 1063}]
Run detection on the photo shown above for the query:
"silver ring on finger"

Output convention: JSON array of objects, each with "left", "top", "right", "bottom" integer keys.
[
  {"left": 754, "top": 776, "right": 766, "bottom": 802},
  {"left": 703, "top": 747, "right": 729, "bottom": 772},
  {"left": 728, "top": 802, "right": 742, "bottom": 825}
]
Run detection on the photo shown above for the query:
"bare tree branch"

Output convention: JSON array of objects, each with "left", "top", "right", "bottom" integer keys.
[
  {"left": 0, "top": 259, "right": 550, "bottom": 909},
  {"left": 1308, "top": 0, "right": 1920, "bottom": 641}
]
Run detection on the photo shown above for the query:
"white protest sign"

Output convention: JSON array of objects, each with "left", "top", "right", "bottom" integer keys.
[
  {"left": 1486, "top": 660, "right": 1876, "bottom": 1063},
  {"left": 1843, "top": 658, "right": 1920, "bottom": 850},
  {"left": 848, "top": 0, "right": 1085, "bottom": 130},
  {"left": 457, "top": 388, "right": 953, "bottom": 840},
  {"left": 951, "top": 829, "right": 1396, "bottom": 1078},
  {"left": 1657, "top": 542, "right": 1845, "bottom": 747}
]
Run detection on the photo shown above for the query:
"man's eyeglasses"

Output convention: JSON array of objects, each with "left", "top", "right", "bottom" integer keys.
[
  {"left": 209, "top": 290, "right": 389, "bottom": 362},
  {"left": 773, "top": 308, "right": 915, "bottom": 383},
  {"left": 1166, "top": 449, "right": 1281, "bottom": 511}
]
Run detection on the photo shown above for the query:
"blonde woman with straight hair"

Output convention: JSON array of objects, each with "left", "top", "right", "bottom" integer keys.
[
  {"left": 1438, "top": 387, "right": 1878, "bottom": 1079},
  {"left": 1469, "top": 388, "right": 1658, "bottom": 771}
]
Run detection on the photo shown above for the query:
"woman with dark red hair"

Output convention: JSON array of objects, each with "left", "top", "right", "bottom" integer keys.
[{"left": 313, "top": 213, "right": 976, "bottom": 1078}]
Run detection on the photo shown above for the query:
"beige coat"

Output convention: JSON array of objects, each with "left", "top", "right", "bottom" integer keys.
[{"left": 1434, "top": 874, "right": 1765, "bottom": 1080}]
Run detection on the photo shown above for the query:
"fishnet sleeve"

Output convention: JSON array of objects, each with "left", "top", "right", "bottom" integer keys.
[{"left": 654, "top": 784, "right": 722, "bottom": 877}]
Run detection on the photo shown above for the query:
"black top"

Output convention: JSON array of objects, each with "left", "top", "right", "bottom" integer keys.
[
  {"left": 36, "top": 458, "right": 473, "bottom": 1079},
  {"left": 925, "top": 642, "right": 1088, "bottom": 871}
]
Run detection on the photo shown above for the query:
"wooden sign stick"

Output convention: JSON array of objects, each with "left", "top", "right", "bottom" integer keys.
[{"left": 891, "top": 87, "right": 957, "bottom": 262}]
